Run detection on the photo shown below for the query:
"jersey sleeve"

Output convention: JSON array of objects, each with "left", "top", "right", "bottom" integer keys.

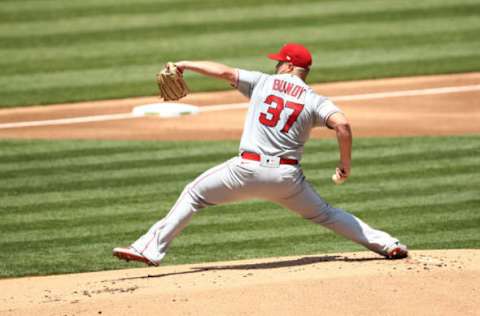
[
  {"left": 235, "top": 69, "right": 267, "bottom": 98},
  {"left": 313, "top": 97, "right": 342, "bottom": 128}
]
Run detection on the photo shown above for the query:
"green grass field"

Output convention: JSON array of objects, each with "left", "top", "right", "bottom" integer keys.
[
  {"left": 1, "top": 136, "right": 479, "bottom": 278},
  {"left": 1, "top": 0, "right": 480, "bottom": 107}
]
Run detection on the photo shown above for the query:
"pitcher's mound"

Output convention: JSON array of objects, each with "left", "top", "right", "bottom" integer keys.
[{"left": 1, "top": 249, "right": 479, "bottom": 315}]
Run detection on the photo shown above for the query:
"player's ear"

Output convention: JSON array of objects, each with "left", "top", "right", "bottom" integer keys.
[{"left": 287, "top": 62, "right": 295, "bottom": 72}]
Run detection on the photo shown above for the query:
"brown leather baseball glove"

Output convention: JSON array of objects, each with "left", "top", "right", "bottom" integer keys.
[{"left": 156, "top": 62, "right": 189, "bottom": 101}]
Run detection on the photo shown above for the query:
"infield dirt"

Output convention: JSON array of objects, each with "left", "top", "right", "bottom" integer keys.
[
  {"left": 0, "top": 72, "right": 479, "bottom": 140},
  {"left": 0, "top": 73, "right": 479, "bottom": 315}
]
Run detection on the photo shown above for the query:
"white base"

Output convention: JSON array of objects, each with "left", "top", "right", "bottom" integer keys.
[{"left": 132, "top": 103, "right": 200, "bottom": 118}]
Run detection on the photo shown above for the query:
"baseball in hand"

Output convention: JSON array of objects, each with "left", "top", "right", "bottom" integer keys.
[{"left": 331, "top": 173, "right": 345, "bottom": 185}]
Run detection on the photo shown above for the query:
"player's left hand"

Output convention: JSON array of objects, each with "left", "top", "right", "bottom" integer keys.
[{"left": 156, "top": 62, "right": 189, "bottom": 101}]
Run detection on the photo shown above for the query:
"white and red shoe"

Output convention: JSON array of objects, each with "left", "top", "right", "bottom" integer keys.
[
  {"left": 112, "top": 247, "right": 158, "bottom": 266},
  {"left": 385, "top": 242, "right": 409, "bottom": 259}
]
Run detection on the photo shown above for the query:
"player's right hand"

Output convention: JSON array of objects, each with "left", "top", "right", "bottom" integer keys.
[{"left": 336, "top": 163, "right": 350, "bottom": 180}]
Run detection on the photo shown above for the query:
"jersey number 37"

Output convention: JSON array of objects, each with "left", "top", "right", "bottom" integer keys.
[{"left": 259, "top": 95, "right": 304, "bottom": 133}]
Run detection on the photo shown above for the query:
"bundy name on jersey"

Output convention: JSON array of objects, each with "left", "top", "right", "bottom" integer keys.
[{"left": 272, "top": 79, "right": 307, "bottom": 99}]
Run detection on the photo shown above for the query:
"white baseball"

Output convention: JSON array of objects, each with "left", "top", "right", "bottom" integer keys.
[{"left": 331, "top": 174, "right": 345, "bottom": 185}]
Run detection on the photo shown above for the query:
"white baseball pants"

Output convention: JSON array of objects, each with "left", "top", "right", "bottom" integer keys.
[{"left": 131, "top": 156, "right": 399, "bottom": 264}]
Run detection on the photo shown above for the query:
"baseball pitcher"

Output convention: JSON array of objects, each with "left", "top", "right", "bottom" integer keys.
[{"left": 113, "top": 43, "right": 408, "bottom": 266}]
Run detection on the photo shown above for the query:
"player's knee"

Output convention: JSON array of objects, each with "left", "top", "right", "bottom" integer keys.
[
  {"left": 185, "top": 181, "right": 201, "bottom": 199},
  {"left": 184, "top": 181, "right": 195, "bottom": 191},
  {"left": 305, "top": 203, "right": 337, "bottom": 224},
  {"left": 306, "top": 213, "right": 329, "bottom": 224},
  {"left": 183, "top": 183, "right": 208, "bottom": 210}
]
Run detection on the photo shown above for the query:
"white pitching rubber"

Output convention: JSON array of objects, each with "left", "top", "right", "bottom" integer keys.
[{"left": 132, "top": 103, "right": 200, "bottom": 118}]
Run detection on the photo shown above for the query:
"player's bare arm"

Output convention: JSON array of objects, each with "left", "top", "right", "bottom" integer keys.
[
  {"left": 327, "top": 112, "right": 352, "bottom": 180},
  {"left": 175, "top": 61, "right": 237, "bottom": 85}
]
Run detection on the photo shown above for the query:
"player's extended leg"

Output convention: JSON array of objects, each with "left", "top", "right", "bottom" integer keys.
[
  {"left": 276, "top": 179, "right": 408, "bottom": 259},
  {"left": 114, "top": 157, "right": 253, "bottom": 265}
]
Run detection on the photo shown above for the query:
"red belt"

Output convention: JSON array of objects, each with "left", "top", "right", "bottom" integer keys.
[{"left": 241, "top": 152, "right": 298, "bottom": 165}]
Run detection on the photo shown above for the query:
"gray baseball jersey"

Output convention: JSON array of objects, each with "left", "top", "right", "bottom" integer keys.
[
  {"left": 129, "top": 69, "right": 400, "bottom": 265},
  {"left": 237, "top": 69, "right": 341, "bottom": 161}
]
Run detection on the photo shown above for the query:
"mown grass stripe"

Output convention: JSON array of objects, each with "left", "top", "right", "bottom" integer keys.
[
  {"left": 2, "top": 158, "right": 478, "bottom": 199},
  {"left": 3, "top": 55, "right": 480, "bottom": 108},
  {"left": 4, "top": 12, "right": 478, "bottom": 66},
  {"left": 3, "top": 14, "right": 479, "bottom": 69},
  {"left": 311, "top": 55, "right": 480, "bottom": 83},
  {"left": 0, "top": 198, "right": 271, "bottom": 223},
  {"left": 0, "top": 206, "right": 290, "bottom": 236},
  {"left": 1, "top": 60, "right": 480, "bottom": 107},
  {"left": 0, "top": 143, "right": 238, "bottom": 172},
  {"left": 0, "top": 0, "right": 319, "bottom": 23},
  {"left": 2, "top": 188, "right": 478, "bottom": 239},
  {"left": 3, "top": 135, "right": 474, "bottom": 172},
  {"left": 1, "top": 170, "right": 477, "bottom": 213},
  {"left": 0, "top": 225, "right": 328, "bottom": 252},
  {"left": 1, "top": 188, "right": 477, "bottom": 232},
  {"left": 3, "top": 154, "right": 476, "bottom": 195},
  {"left": 168, "top": 228, "right": 480, "bottom": 263},
  {"left": 342, "top": 199, "right": 480, "bottom": 222},
  {"left": 0, "top": 145, "right": 166, "bottom": 164},
  {"left": 411, "top": 239, "right": 480, "bottom": 250},
  {"left": 3, "top": 0, "right": 474, "bottom": 20},
  {"left": 2, "top": 197, "right": 478, "bottom": 243},
  {"left": 332, "top": 156, "right": 479, "bottom": 178},
  {"left": 2, "top": 14, "right": 480, "bottom": 82},
  {"left": 3, "top": 27, "right": 479, "bottom": 77},
  {"left": 1, "top": 136, "right": 479, "bottom": 277},
  {"left": 2, "top": 22, "right": 480, "bottom": 87},
  {"left": 0, "top": 139, "right": 169, "bottom": 155},
  {"left": 3, "top": 0, "right": 477, "bottom": 39},
  {"left": 0, "top": 162, "right": 207, "bottom": 188},
  {"left": 0, "top": 193, "right": 175, "bottom": 217},
  {"left": 1, "top": 214, "right": 300, "bottom": 243},
  {"left": 0, "top": 0, "right": 180, "bottom": 12},
  {"left": 1, "top": 172, "right": 478, "bottom": 219},
  {"left": 0, "top": 171, "right": 195, "bottom": 197},
  {"left": 335, "top": 190, "right": 479, "bottom": 214},
  {"left": 328, "top": 181, "right": 480, "bottom": 205},
  {"left": 2, "top": 3, "right": 479, "bottom": 50},
  {"left": 172, "top": 217, "right": 480, "bottom": 253},
  {"left": 0, "top": 145, "right": 235, "bottom": 170},
  {"left": 1, "top": 184, "right": 477, "bottom": 225},
  {"left": 305, "top": 146, "right": 480, "bottom": 170},
  {"left": 0, "top": 152, "right": 234, "bottom": 180},
  {"left": 0, "top": 186, "right": 186, "bottom": 212},
  {"left": 0, "top": 162, "right": 214, "bottom": 189},
  {"left": 0, "top": 139, "right": 237, "bottom": 158},
  {"left": 156, "top": 217, "right": 480, "bottom": 253},
  {"left": 321, "top": 163, "right": 480, "bottom": 186},
  {"left": 1, "top": 134, "right": 474, "bottom": 165}
]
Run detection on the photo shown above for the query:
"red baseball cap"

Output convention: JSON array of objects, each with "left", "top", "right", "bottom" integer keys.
[{"left": 268, "top": 43, "right": 312, "bottom": 69}]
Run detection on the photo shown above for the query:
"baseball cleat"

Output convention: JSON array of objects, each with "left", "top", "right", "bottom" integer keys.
[
  {"left": 385, "top": 242, "right": 409, "bottom": 259},
  {"left": 112, "top": 247, "right": 158, "bottom": 266}
]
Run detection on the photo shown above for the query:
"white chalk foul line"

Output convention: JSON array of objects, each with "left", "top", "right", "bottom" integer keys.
[
  {"left": 330, "top": 84, "right": 480, "bottom": 101},
  {"left": 0, "top": 113, "right": 136, "bottom": 129},
  {"left": 0, "top": 84, "right": 479, "bottom": 129}
]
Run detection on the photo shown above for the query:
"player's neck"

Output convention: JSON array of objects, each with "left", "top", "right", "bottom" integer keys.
[{"left": 277, "top": 70, "right": 306, "bottom": 81}]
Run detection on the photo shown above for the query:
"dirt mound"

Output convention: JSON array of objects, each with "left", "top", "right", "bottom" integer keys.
[{"left": 1, "top": 250, "right": 479, "bottom": 315}]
